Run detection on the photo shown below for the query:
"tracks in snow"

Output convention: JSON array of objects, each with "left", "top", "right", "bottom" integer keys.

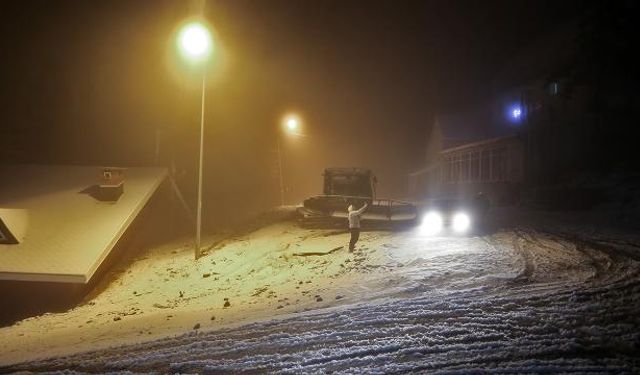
[{"left": 4, "top": 228, "right": 640, "bottom": 373}]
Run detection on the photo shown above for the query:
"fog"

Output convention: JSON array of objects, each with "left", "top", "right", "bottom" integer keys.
[{"left": 0, "top": 0, "right": 578, "bottom": 226}]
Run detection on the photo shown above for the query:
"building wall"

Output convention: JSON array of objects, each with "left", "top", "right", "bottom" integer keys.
[
  {"left": 0, "top": 123, "right": 31, "bottom": 163},
  {"left": 409, "top": 136, "right": 523, "bottom": 204},
  {"left": 524, "top": 81, "right": 596, "bottom": 184}
]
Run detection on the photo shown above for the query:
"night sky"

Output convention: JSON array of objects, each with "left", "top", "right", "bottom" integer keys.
[{"left": 0, "top": 0, "right": 582, "bottom": 220}]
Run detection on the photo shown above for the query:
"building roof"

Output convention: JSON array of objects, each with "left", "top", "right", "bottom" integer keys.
[
  {"left": 440, "top": 134, "right": 519, "bottom": 154},
  {"left": 324, "top": 167, "right": 373, "bottom": 176},
  {"left": 0, "top": 165, "right": 166, "bottom": 283},
  {"left": 437, "top": 109, "right": 518, "bottom": 150}
]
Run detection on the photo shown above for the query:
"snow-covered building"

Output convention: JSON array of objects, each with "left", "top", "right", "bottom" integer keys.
[{"left": 0, "top": 165, "right": 166, "bottom": 284}]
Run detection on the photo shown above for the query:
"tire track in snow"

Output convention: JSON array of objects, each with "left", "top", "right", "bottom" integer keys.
[
  {"left": 512, "top": 230, "right": 536, "bottom": 281},
  {"left": 4, "top": 230, "right": 640, "bottom": 373}
]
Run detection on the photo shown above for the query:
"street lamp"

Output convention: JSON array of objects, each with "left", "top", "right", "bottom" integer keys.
[
  {"left": 177, "top": 20, "right": 212, "bottom": 259},
  {"left": 277, "top": 113, "right": 304, "bottom": 206},
  {"left": 286, "top": 116, "right": 299, "bottom": 133}
]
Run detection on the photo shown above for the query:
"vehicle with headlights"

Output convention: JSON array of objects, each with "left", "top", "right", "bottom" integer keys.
[
  {"left": 418, "top": 197, "right": 487, "bottom": 235},
  {"left": 297, "top": 167, "right": 418, "bottom": 228}
]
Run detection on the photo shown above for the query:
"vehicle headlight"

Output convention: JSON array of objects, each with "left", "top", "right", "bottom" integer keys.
[
  {"left": 420, "top": 211, "right": 443, "bottom": 235},
  {"left": 452, "top": 212, "right": 471, "bottom": 233}
]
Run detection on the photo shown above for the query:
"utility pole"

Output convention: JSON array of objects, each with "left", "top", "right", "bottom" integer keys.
[{"left": 277, "top": 137, "right": 285, "bottom": 206}]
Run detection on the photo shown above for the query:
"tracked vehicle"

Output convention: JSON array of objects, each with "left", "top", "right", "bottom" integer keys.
[{"left": 297, "top": 167, "right": 418, "bottom": 228}]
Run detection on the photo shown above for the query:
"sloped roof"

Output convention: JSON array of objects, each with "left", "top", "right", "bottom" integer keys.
[
  {"left": 436, "top": 109, "right": 518, "bottom": 150},
  {"left": 0, "top": 165, "right": 167, "bottom": 283}
]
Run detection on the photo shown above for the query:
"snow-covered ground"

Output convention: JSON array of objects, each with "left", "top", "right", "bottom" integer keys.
[{"left": 1, "top": 215, "right": 640, "bottom": 373}]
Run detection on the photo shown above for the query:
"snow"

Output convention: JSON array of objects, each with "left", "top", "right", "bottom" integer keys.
[{"left": 1, "top": 213, "right": 640, "bottom": 373}]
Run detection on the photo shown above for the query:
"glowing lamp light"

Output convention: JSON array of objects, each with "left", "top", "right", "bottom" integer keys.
[
  {"left": 420, "top": 211, "right": 443, "bottom": 236},
  {"left": 283, "top": 114, "right": 301, "bottom": 134},
  {"left": 512, "top": 108, "right": 522, "bottom": 119},
  {"left": 286, "top": 117, "right": 299, "bottom": 132},
  {"left": 178, "top": 21, "right": 212, "bottom": 62},
  {"left": 452, "top": 212, "right": 471, "bottom": 233},
  {"left": 508, "top": 104, "right": 523, "bottom": 123}
]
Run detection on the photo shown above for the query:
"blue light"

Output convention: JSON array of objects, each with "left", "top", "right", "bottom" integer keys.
[
  {"left": 507, "top": 104, "right": 524, "bottom": 124},
  {"left": 512, "top": 107, "right": 522, "bottom": 119}
]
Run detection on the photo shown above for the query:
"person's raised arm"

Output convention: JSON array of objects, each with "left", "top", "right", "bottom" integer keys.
[{"left": 355, "top": 202, "right": 368, "bottom": 215}]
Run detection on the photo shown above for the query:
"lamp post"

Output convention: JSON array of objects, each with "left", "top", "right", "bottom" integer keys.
[
  {"left": 177, "top": 20, "right": 212, "bottom": 259},
  {"left": 277, "top": 114, "right": 303, "bottom": 206}
]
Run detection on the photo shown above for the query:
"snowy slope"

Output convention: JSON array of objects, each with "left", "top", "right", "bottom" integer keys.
[{"left": 2, "top": 222, "right": 640, "bottom": 373}]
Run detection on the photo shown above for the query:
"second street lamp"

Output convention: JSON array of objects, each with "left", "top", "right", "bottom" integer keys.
[
  {"left": 286, "top": 116, "right": 299, "bottom": 133},
  {"left": 277, "top": 113, "right": 305, "bottom": 206},
  {"left": 177, "top": 20, "right": 213, "bottom": 259}
]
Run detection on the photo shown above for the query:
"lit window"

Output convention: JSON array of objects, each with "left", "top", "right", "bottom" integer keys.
[{"left": 549, "top": 82, "right": 559, "bottom": 96}]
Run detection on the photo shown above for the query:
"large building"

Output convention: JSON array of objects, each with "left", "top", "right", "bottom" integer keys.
[
  {"left": 409, "top": 111, "right": 524, "bottom": 204},
  {"left": 410, "top": 15, "right": 613, "bottom": 205},
  {"left": 489, "top": 17, "right": 596, "bottom": 186}
]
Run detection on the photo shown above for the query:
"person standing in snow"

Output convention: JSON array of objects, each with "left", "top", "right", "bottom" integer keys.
[{"left": 347, "top": 202, "right": 368, "bottom": 252}]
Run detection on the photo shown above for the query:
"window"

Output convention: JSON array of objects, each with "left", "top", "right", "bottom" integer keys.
[
  {"left": 328, "top": 175, "right": 372, "bottom": 197},
  {"left": 443, "top": 151, "right": 484, "bottom": 183},
  {"left": 549, "top": 82, "right": 559, "bottom": 96},
  {"left": 470, "top": 151, "right": 480, "bottom": 181},
  {"left": 481, "top": 149, "right": 491, "bottom": 181},
  {"left": 443, "top": 157, "right": 450, "bottom": 182},
  {"left": 491, "top": 148, "right": 507, "bottom": 181},
  {"left": 451, "top": 156, "right": 459, "bottom": 182},
  {"left": 460, "top": 153, "right": 470, "bottom": 181}
]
